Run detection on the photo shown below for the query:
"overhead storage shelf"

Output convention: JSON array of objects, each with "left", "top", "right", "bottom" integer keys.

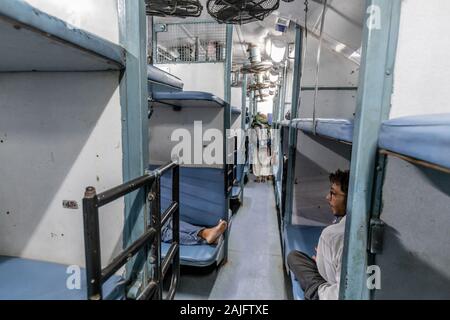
[{"left": 0, "top": 0, "right": 125, "bottom": 72}]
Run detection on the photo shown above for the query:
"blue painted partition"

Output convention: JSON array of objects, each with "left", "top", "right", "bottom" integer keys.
[
  {"left": 379, "top": 114, "right": 450, "bottom": 170},
  {"left": 283, "top": 225, "right": 325, "bottom": 300},
  {"left": 0, "top": 256, "right": 124, "bottom": 300}
]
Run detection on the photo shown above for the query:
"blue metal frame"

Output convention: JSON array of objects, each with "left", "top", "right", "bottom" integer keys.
[
  {"left": 221, "top": 24, "right": 233, "bottom": 264},
  {"left": 339, "top": 0, "right": 402, "bottom": 300},
  {"left": 118, "top": 0, "right": 149, "bottom": 298},
  {"left": 224, "top": 24, "right": 233, "bottom": 104},
  {"left": 284, "top": 25, "right": 303, "bottom": 225},
  {"left": 240, "top": 74, "right": 248, "bottom": 202}
]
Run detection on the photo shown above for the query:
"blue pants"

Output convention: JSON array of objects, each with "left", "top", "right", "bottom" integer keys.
[{"left": 161, "top": 219, "right": 206, "bottom": 245}]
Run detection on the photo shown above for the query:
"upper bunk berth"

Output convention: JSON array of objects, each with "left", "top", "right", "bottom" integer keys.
[
  {"left": 0, "top": 0, "right": 125, "bottom": 72},
  {"left": 147, "top": 65, "right": 184, "bottom": 91},
  {"left": 379, "top": 114, "right": 450, "bottom": 172},
  {"left": 151, "top": 91, "right": 229, "bottom": 109},
  {"left": 291, "top": 118, "right": 354, "bottom": 144}
]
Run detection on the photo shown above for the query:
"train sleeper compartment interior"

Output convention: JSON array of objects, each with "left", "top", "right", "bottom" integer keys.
[
  {"left": 373, "top": 114, "right": 450, "bottom": 299},
  {"left": 149, "top": 91, "right": 233, "bottom": 267},
  {"left": 284, "top": 117, "right": 354, "bottom": 299}
]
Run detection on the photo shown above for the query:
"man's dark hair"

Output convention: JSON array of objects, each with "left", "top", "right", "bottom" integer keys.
[{"left": 329, "top": 169, "right": 350, "bottom": 195}]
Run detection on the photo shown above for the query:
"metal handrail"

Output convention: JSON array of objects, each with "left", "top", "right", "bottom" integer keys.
[{"left": 82, "top": 162, "right": 180, "bottom": 300}]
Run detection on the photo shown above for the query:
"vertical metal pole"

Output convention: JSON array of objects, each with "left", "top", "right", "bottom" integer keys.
[
  {"left": 118, "top": 0, "right": 149, "bottom": 291},
  {"left": 284, "top": 25, "right": 303, "bottom": 225},
  {"left": 280, "top": 60, "right": 288, "bottom": 122},
  {"left": 312, "top": 0, "right": 328, "bottom": 134},
  {"left": 82, "top": 187, "right": 102, "bottom": 300},
  {"left": 240, "top": 75, "right": 247, "bottom": 200},
  {"left": 153, "top": 177, "right": 162, "bottom": 299},
  {"left": 152, "top": 19, "right": 157, "bottom": 64},
  {"left": 172, "top": 165, "right": 180, "bottom": 291},
  {"left": 224, "top": 24, "right": 233, "bottom": 103},
  {"left": 340, "top": 0, "right": 402, "bottom": 300}
]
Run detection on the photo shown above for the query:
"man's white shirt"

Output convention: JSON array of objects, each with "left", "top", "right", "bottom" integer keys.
[{"left": 316, "top": 216, "right": 346, "bottom": 300}]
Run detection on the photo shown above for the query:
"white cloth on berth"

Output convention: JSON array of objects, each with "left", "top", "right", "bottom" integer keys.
[{"left": 316, "top": 216, "right": 346, "bottom": 300}]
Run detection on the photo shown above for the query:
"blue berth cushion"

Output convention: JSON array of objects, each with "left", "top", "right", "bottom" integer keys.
[
  {"left": 161, "top": 242, "right": 221, "bottom": 267},
  {"left": 154, "top": 166, "right": 227, "bottom": 227},
  {"left": 292, "top": 118, "right": 354, "bottom": 143},
  {"left": 0, "top": 256, "right": 124, "bottom": 300},
  {"left": 379, "top": 114, "right": 450, "bottom": 170},
  {"left": 152, "top": 91, "right": 227, "bottom": 109},
  {"left": 147, "top": 65, "right": 184, "bottom": 90},
  {"left": 284, "top": 224, "right": 325, "bottom": 300},
  {"left": 231, "top": 186, "right": 241, "bottom": 199}
]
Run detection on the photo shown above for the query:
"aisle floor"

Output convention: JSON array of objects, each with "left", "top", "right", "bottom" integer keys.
[{"left": 172, "top": 177, "right": 289, "bottom": 300}]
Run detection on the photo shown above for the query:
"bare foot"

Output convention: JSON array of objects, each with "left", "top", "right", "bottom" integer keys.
[{"left": 200, "top": 220, "right": 228, "bottom": 244}]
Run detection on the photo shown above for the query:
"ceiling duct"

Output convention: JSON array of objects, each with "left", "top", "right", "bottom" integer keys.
[
  {"left": 207, "top": 0, "right": 280, "bottom": 25},
  {"left": 146, "top": 0, "right": 203, "bottom": 17},
  {"left": 241, "top": 44, "right": 273, "bottom": 74}
]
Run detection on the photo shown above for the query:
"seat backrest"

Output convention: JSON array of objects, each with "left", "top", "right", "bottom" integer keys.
[{"left": 157, "top": 167, "right": 227, "bottom": 227}]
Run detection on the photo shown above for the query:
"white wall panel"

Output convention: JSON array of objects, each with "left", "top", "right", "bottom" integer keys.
[
  {"left": 157, "top": 63, "right": 225, "bottom": 99},
  {"left": 391, "top": 0, "right": 450, "bottom": 118},
  {"left": 0, "top": 72, "right": 124, "bottom": 267},
  {"left": 25, "top": 0, "right": 119, "bottom": 44}
]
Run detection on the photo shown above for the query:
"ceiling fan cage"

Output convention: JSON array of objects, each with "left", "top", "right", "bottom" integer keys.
[
  {"left": 207, "top": 0, "right": 280, "bottom": 25},
  {"left": 146, "top": 0, "right": 203, "bottom": 17}
]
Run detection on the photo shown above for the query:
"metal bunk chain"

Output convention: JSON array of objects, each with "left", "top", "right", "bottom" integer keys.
[{"left": 312, "top": 0, "right": 327, "bottom": 135}]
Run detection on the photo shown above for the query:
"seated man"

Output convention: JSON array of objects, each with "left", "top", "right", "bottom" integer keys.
[
  {"left": 162, "top": 219, "right": 227, "bottom": 245},
  {"left": 287, "top": 169, "right": 350, "bottom": 300}
]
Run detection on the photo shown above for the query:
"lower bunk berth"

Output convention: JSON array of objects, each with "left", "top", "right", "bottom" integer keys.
[
  {"left": 283, "top": 224, "right": 325, "bottom": 300},
  {"left": 0, "top": 256, "right": 124, "bottom": 300}
]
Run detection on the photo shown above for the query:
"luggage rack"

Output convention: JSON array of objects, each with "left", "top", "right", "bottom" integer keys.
[{"left": 82, "top": 162, "right": 180, "bottom": 300}]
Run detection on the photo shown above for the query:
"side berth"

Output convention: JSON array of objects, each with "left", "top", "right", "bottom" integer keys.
[
  {"left": 378, "top": 114, "right": 450, "bottom": 171},
  {"left": 283, "top": 118, "right": 354, "bottom": 299},
  {"left": 292, "top": 118, "right": 354, "bottom": 144},
  {"left": 283, "top": 224, "right": 325, "bottom": 300},
  {"left": 372, "top": 114, "right": 450, "bottom": 299}
]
